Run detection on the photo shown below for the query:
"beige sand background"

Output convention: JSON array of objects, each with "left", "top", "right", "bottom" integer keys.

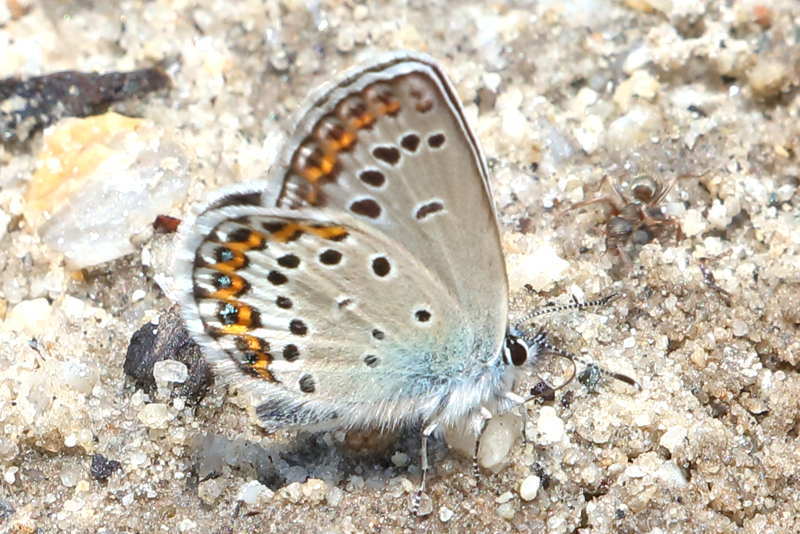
[{"left": 1, "top": 1, "right": 799, "bottom": 533}]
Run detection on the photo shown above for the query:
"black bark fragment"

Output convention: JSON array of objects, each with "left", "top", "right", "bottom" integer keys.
[{"left": 0, "top": 67, "right": 170, "bottom": 143}]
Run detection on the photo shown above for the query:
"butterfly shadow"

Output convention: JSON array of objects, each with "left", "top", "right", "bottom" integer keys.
[{"left": 187, "top": 426, "right": 451, "bottom": 497}]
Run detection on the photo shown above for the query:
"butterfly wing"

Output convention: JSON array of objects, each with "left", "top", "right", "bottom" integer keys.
[
  {"left": 272, "top": 53, "right": 508, "bottom": 339},
  {"left": 178, "top": 205, "right": 481, "bottom": 430},
  {"left": 176, "top": 52, "right": 509, "bottom": 431}
]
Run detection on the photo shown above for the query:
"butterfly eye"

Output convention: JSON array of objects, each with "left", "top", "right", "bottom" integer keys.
[{"left": 504, "top": 336, "right": 529, "bottom": 366}]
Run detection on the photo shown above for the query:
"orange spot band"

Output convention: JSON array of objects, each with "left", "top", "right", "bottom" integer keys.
[{"left": 226, "top": 231, "right": 265, "bottom": 252}]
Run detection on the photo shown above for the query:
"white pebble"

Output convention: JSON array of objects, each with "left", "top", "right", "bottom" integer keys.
[
  {"left": 732, "top": 320, "right": 748, "bottom": 337},
  {"left": 656, "top": 460, "right": 688, "bottom": 487},
  {"left": 137, "top": 403, "right": 172, "bottom": 429},
  {"left": 623, "top": 46, "right": 652, "bottom": 73},
  {"left": 347, "top": 475, "right": 364, "bottom": 491},
  {"left": 0, "top": 208, "right": 9, "bottom": 241},
  {"left": 501, "top": 110, "right": 527, "bottom": 141},
  {"left": 483, "top": 72, "right": 502, "bottom": 92},
  {"left": 4, "top": 298, "right": 52, "bottom": 336},
  {"left": 507, "top": 243, "right": 569, "bottom": 292},
  {"left": 153, "top": 360, "right": 189, "bottom": 384},
  {"left": 707, "top": 199, "right": 732, "bottom": 229},
  {"left": 59, "top": 464, "right": 82, "bottom": 487},
  {"left": 237, "top": 480, "right": 273, "bottom": 505},
  {"left": 496, "top": 502, "right": 516, "bottom": 519},
  {"left": 391, "top": 451, "right": 410, "bottom": 467},
  {"left": 574, "top": 114, "right": 604, "bottom": 153},
  {"left": 326, "top": 486, "right": 344, "bottom": 507},
  {"left": 415, "top": 493, "right": 433, "bottom": 516},
  {"left": 681, "top": 209, "right": 707, "bottom": 237},
  {"left": 439, "top": 506, "right": 454, "bottom": 522},
  {"left": 282, "top": 482, "right": 303, "bottom": 503},
  {"left": 301, "top": 478, "right": 328, "bottom": 502},
  {"left": 198, "top": 478, "right": 225, "bottom": 504},
  {"left": 177, "top": 519, "right": 197, "bottom": 532},
  {"left": 336, "top": 31, "right": 355, "bottom": 53},
  {"left": 519, "top": 475, "right": 541, "bottom": 501},
  {"left": 60, "top": 359, "right": 97, "bottom": 394},
  {"left": 4, "top": 467, "right": 18, "bottom": 484},
  {"left": 659, "top": 426, "right": 688, "bottom": 454},
  {"left": 606, "top": 105, "right": 662, "bottom": 149},
  {"left": 495, "top": 491, "right": 514, "bottom": 504},
  {"left": 537, "top": 406, "right": 565, "bottom": 445}
]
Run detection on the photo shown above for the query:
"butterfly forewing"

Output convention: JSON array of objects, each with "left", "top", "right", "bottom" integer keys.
[{"left": 273, "top": 54, "right": 508, "bottom": 355}]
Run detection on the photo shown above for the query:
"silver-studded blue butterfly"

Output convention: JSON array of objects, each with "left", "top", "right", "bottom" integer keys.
[{"left": 175, "top": 51, "right": 553, "bottom": 510}]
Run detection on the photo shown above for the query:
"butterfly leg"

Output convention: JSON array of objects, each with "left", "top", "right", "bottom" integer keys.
[
  {"left": 411, "top": 420, "right": 439, "bottom": 516},
  {"left": 471, "top": 407, "right": 494, "bottom": 483}
]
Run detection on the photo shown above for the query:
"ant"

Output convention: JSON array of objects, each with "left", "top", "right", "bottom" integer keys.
[{"left": 565, "top": 173, "right": 696, "bottom": 265}]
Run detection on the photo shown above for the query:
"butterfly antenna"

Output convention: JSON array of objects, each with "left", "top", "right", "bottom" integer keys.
[
  {"left": 537, "top": 336, "right": 639, "bottom": 390},
  {"left": 515, "top": 292, "right": 620, "bottom": 329},
  {"left": 517, "top": 297, "right": 640, "bottom": 391}
]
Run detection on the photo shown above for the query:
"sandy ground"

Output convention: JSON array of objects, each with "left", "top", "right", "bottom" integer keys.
[{"left": 1, "top": 1, "right": 799, "bottom": 533}]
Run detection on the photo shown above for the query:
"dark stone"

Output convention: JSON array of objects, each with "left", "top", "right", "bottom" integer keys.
[
  {"left": 124, "top": 305, "right": 212, "bottom": 403},
  {"left": 90, "top": 454, "right": 122, "bottom": 482}
]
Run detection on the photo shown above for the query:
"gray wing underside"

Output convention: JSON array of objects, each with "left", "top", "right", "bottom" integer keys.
[
  {"left": 176, "top": 52, "right": 509, "bottom": 431},
  {"left": 274, "top": 53, "right": 508, "bottom": 333},
  {"left": 177, "top": 207, "right": 476, "bottom": 430}
]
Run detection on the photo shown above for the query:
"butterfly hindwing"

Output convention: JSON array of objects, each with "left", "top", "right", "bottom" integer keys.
[{"left": 181, "top": 205, "right": 484, "bottom": 429}]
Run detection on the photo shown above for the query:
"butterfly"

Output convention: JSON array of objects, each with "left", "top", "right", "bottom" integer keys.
[{"left": 175, "top": 51, "right": 553, "bottom": 510}]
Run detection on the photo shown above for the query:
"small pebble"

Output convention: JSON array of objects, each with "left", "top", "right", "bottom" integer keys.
[
  {"left": 153, "top": 360, "right": 189, "bottom": 384},
  {"left": 439, "top": 506, "right": 454, "bottom": 522},
  {"left": 347, "top": 475, "right": 364, "bottom": 491},
  {"left": 89, "top": 454, "right": 121, "bottom": 482},
  {"left": 326, "top": 486, "right": 344, "bottom": 507},
  {"left": 659, "top": 426, "right": 688, "bottom": 454},
  {"left": 59, "top": 464, "right": 82, "bottom": 487},
  {"left": 748, "top": 59, "right": 789, "bottom": 98},
  {"left": 137, "top": 403, "right": 171, "bottom": 429},
  {"left": 391, "top": 451, "right": 410, "bottom": 467},
  {"left": 177, "top": 519, "right": 196, "bottom": 532},
  {"left": 732, "top": 320, "right": 748, "bottom": 337},
  {"left": 3, "top": 467, "right": 18, "bottom": 484},
  {"left": 478, "top": 413, "right": 522, "bottom": 472},
  {"left": 519, "top": 475, "right": 541, "bottom": 501},
  {"left": 270, "top": 50, "right": 290, "bottom": 72},
  {"left": 496, "top": 502, "right": 516, "bottom": 520},
  {"left": 237, "top": 480, "right": 273, "bottom": 505},
  {"left": 198, "top": 478, "right": 225, "bottom": 505},
  {"left": 495, "top": 491, "right": 514, "bottom": 504},
  {"left": 301, "top": 478, "right": 328, "bottom": 503},
  {"left": 60, "top": 359, "right": 96, "bottom": 394},
  {"left": 681, "top": 209, "right": 707, "bottom": 237},
  {"left": 282, "top": 482, "right": 303, "bottom": 503},
  {"left": 574, "top": 114, "right": 604, "bottom": 153},
  {"left": 537, "top": 406, "right": 565, "bottom": 445},
  {"left": 336, "top": 31, "right": 355, "bottom": 53},
  {"left": 4, "top": 298, "right": 52, "bottom": 336}
]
